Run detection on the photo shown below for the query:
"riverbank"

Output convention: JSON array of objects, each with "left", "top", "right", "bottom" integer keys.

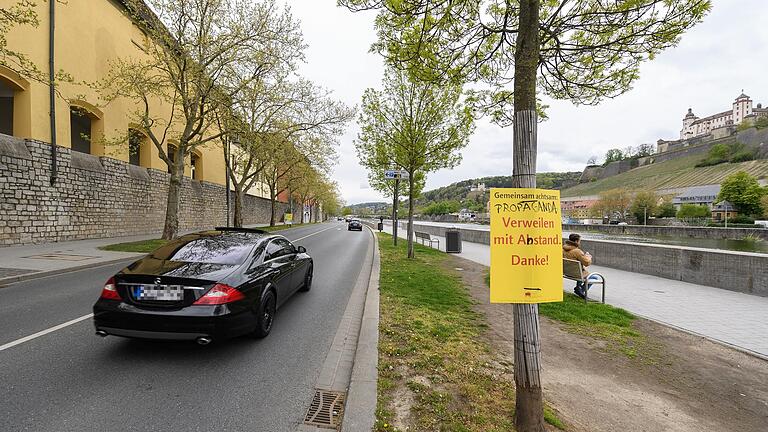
[{"left": 375, "top": 231, "right": 768, "bottom": 431}]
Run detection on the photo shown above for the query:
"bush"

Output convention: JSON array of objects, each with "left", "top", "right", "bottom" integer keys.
[
  {"left": 730, "top": 151, "right": 756, "bottom": 163},
  {"left": 756, "top": 116, "right": 768, "bottom": 129},
  {"left": 677, "top": 204, "right": 710, "bottom": 219},
  {"left": 656, "top": 201, "right": 677, "bottom": 218},
  {"left": 730, "top": 215, "right": 755, "bottom": 224},
  {"left": 695, "top": 142, "right": 756, "bottom": 167}
]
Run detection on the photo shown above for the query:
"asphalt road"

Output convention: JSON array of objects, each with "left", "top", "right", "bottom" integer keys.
[{"left": 0, "top": 222, "right": 370, "bottom": 432}]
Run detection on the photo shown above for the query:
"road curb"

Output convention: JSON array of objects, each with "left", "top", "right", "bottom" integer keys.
[
  {"left": 0, "top": 255, "right": 141, "bottom": 287},
  {"left": 341, "top": 226, "right": 380, "bottom": 432}
]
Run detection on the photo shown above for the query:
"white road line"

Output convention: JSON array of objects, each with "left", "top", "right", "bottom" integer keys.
[
  {"left": 0, "top": 313, "right": 93, "bottom": 353},
  {"left": 292, "top": 225, "right": 339, "bottom": 242}
]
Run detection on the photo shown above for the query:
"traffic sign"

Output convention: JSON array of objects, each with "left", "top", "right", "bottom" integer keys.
[{"left": 384, "top": 170, "right": 410, "bottom": 179}]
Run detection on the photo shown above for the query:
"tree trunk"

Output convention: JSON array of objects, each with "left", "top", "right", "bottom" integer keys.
[
  {"left": 233, "top": 187, "right": 244, "bottom": 228},
  {"left": 407, "top": 173, "right": 415, "bottom": 258},
  {"left": 162, "top": 151, "right": 185, "bottom": 240},
  {"left": 512, "top": 1, "right": 545, "bottom": 431},
  {"left": 308, "top": 201, "right": 313, "bottom": 224},
  {"left": 269, "top": 190, "right": 277, "bottom": 227}
]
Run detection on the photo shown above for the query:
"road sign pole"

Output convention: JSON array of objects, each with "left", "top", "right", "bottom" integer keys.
[{"left": 393, "top": 178, "right": 399, "bottom": 246}]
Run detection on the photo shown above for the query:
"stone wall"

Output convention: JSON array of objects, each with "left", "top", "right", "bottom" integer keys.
[
  {"left": 599, "top": 159, "right": 638, "bottom": 179},
  {"left": 0, "top": 135, "right": 287, "bottom": 246}
]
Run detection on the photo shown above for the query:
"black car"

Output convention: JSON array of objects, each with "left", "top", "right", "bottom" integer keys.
[
  {"left": 93, "top": 228, "right": 313, "bottom": 345},
  {"left": 348, "top": 219, "right": 363, "bottom": 231}
]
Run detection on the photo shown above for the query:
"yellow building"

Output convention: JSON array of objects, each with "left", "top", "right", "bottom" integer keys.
[{"left": 0, "top": 0, "right": 226, "bottom": 185}]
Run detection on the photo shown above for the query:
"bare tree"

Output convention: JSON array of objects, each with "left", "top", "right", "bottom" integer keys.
[
  {"left": 99, "top": 0, "right": 302, "bottom": 239},
  {"left": 220, "top": 77, "right": 353, "bottom": 227}
]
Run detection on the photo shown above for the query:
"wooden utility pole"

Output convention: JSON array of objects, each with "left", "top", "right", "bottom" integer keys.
[{"left": 512, "top": 0, "right": 545, "bottom": 431}]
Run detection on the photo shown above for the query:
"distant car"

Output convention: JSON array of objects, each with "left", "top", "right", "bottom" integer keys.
[
  {"left": 344, "top": 217, "right": 351, "bottom": 222},
  {"left": 92, "top": 227, "right": 313, "bottom": 345},
  {"left": 617, "top": 222, "right": 628, "bottom": 226},
  {"left": 348, "top": 219, "right": 363, "bottom": 231}
]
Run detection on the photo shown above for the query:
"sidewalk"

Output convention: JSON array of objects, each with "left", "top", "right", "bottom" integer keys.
[
  {"left": 379, "top": 223, "right": 768, "bottom": 358},
  {"left": 0, "top": 223, "right": 286, "bottom": 284}
]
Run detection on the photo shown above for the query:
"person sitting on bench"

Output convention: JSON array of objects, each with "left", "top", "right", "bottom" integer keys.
[{"left": 563, "top": 233, "right": 592, "bottom": 298}]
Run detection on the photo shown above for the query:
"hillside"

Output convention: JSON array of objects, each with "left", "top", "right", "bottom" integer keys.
[
  {"left": 562, "top": 154, "right": 768, "bottom": 197},
  {"left": 418, "top": 172, "right": 581, "bottom": 205}
]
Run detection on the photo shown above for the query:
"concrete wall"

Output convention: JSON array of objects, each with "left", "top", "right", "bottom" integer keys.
[
  {"left": 579, "top": 238, "right": 768, "bottom": 297},
  {"left": 0, "top": 136, "right": 286, "bottom": 246},
  {"left": 399, "top": 221, "right": 768, "bottom": 296},
  {"left": 563, "top": 223, "right": 768, "bottom": 241}
]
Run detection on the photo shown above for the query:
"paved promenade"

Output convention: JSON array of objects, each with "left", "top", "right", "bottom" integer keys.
[{"left": 380, "top": 223, "right": 768, "bottom": 358}]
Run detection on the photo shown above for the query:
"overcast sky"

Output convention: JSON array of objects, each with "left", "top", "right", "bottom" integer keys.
[{"left": 287, "top": 0, "right": 768, "bottom": 205}]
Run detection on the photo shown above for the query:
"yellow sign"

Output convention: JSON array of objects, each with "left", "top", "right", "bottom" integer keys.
[
  {"left": 490, "top": 188, "right": 563, "bottom": 304},
  {"left": 285, "top": 213, "right": 293, "bottom": 224}
]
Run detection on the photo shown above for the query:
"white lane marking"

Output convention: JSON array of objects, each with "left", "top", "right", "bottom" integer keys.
[
  {"left": 0, "top": 313, "right": 93, "bottom": 353},
  {"left": 292, "top": 225, "right": 339, "bottom": 242}
]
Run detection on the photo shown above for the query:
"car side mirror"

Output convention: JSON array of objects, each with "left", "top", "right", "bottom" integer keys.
[{"left": 297, "top": 246, "right": 306, "bottom": 254}]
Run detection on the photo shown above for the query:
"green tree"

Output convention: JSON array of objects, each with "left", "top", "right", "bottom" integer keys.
[
  {"left": 604, "top": 148, "right": 625, "bottom": 163},
  {"left": 630, "top": 191, "right": 658, "bottom": 224},
  {"left": 356, "top": 68, "right": 473, "bottom": 258},
  {"left": 718, "top": 171, "right": 766, "bottom": 216},
  {"left": 341, "top": 0, "right": 710, "bottom": 429},
  {"left": 677, "top": 204, "right": 710, "bottom": 219},
  {"left": 656, "top": 200, "right": 677, "bottom": 218}
]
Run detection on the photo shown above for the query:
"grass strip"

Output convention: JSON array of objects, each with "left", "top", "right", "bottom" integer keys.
[
  {"left": 484, "top": 272, "right": 652, "bottom": 360},
  {"left": 376, "top": 233, "right": 519, "bottom": 431},
  {"left": 99, "top": 239, "right": 168, "bottom": 253}
]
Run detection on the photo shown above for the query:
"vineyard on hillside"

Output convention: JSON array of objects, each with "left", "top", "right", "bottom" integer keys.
[{"left": 562, "top": 155, "right": 768, "bottom": 197}]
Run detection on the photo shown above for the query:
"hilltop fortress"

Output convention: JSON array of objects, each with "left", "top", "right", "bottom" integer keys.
[{"left": 579, "top": 92, "right": 768, "bottom": 184}]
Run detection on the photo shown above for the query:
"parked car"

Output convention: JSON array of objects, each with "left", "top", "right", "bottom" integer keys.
[
  {"left": 348, "top": 219, "right": 363, "bottom": 231},
  {"left": 93, "top": 227, "right": 313, "bottom": 345}
]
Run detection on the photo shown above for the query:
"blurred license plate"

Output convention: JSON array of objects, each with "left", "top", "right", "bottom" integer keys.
[{"left": 134, "top": 285, "right": 184, "bottom": 301}]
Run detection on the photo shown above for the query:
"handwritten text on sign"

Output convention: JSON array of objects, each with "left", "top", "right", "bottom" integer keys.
[{"left": 490, "top": 188, "right": 563, "bottom": 304}]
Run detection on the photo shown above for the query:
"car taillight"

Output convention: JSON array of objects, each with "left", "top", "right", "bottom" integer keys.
[
  {"left": 193, "top": 284, "right": 244, "bottom": 305},
  {"left": 100, "top": 277, "right": 121, "bottom": 300}
]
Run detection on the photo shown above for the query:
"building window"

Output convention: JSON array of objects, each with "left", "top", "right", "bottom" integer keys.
[
  {"left": 167, "top": 143, "right": 178, "bottom": 173},
  {"left": 0, "top": 80, "right": 13, "bottom": 135},
  {"left": 128, "top": 129, "right": 145, "bottom": 166},
  {"left": 70, "top": 107, "right": 92, "bottom": 154},
  {"left": 191, "top": 153, "right": 200, "bottom": 180}
]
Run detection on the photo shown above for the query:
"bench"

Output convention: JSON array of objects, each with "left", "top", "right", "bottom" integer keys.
[
  {"left": 563, "top": 258, "right": 606, "bottom": 303},
  {"left": 415, "top": 231, "right": 440, "bottom": 249}
]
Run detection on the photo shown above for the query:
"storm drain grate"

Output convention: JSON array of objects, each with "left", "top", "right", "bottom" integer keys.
[{"left": 303, "top": 390, "right": 345, "bottom": 429}]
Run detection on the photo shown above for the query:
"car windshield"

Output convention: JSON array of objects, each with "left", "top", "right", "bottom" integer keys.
[{"left": 151, "top": 235, "right": 256, "bottom": 265}]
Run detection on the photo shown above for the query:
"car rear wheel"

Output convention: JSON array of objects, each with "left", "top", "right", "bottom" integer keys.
[
  {"left": 299, "top": 264, "right": 313, "bottom": 292},
  {"left": 253, "top": 290, "right": 276, "bottom": 338}
]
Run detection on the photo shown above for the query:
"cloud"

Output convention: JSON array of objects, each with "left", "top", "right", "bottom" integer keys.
[{"left": 288, "top": 0, "right": 768, "bottom": 205}]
